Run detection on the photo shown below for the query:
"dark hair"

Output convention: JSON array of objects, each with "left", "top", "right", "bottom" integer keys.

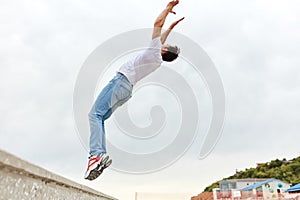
[{"left": 162, "top": 46, "right": 180, "bottom": 62}]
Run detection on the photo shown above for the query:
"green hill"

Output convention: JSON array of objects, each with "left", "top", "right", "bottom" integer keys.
[{"left": 204, "top": 156, "right": 300, "bottom": 192}]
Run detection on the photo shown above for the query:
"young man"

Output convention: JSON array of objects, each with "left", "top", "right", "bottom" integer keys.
[{"left": 84, "top": 0, "right": 184, "bottom": 180}]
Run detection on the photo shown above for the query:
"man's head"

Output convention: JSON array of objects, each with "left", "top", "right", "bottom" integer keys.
[{"left": 161, "top": 44, "right": 180, "bottom": 62}]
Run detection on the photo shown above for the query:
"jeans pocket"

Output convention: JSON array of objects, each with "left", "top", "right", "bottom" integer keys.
[{"left": 115, "top": 83, "right": 132, "bottom": 102}]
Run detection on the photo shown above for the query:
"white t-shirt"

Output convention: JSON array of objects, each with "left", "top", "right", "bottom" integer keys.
[{"left": 117, "top": 37, "right": 163, "bottom": 85}]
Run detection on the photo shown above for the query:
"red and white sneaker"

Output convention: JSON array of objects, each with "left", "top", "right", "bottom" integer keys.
[{"left": 84, "top": 153, "right": 109, "bottom": 180}]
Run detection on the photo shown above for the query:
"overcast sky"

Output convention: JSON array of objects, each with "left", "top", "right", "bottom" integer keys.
[{"left": 1, "top": 0, "right": 300, "bottom": 200}]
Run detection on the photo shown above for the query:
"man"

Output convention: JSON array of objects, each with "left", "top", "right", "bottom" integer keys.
[{"left": 84, "top": 0, "right": 184, "bottom": 180}]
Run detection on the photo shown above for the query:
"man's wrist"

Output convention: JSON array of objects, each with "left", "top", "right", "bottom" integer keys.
[{"left": 165, "top": 6, "right": 173, "bottom": 13}]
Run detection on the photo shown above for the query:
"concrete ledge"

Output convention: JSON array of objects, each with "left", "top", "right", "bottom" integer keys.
[{"left": 0, "top": 150, "right": 117, "bottom": 200}]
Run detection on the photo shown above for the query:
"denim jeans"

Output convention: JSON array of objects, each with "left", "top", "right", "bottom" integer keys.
[{"left": 88, "top": 73, "right": 133, "bottom": 156}]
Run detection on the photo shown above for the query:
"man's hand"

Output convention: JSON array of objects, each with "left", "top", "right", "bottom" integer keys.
[
  {"left": 169, "top": 17, "right": 185, "bottom": 29},
  {"left": 167, "top": 0, "right": 180, "bottom": 14},
  {"left": 152, "top": 0, "right": 183, "bottom": 40}
]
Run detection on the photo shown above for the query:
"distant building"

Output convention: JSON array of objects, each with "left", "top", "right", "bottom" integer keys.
[
  {"left": 284, "top": 183, "right": 300, "bottom": 199},
  {"left": 219, "top": 178, "right": 269, "bottom": 191},
  {"left": 256, "top": 163, "right": 265, "bottom": 167},
  {"left": 241, "top": 178, "right": 290, "bottom": 199},
  {"left": 285, "top": 183, "right": 300, "bottom": 193},
  {"left": 192, "top": 178, "right": 292, "bottom": 200},
  {"left": 211, "top": 179, "right": 272, "bottom": 200},
  {"left": 207, "top": 178, "right": 291, "bottom": 200}
]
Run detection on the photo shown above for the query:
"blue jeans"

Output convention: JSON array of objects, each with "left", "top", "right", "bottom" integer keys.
[{"left": 88, "top": 73, "right": 133, "bottom": 156}]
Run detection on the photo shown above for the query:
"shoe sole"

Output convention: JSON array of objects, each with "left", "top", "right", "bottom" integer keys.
[
  {"left": 85, "top": 158, "right": 112, "bottom": 181},
  {"left": 85, "top": 164, "right": 102, "bottom": 180}
]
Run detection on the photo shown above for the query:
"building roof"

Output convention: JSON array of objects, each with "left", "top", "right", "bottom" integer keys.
[
  {"left": 285, "top": 183, "right": 300, "bottom": 193},
  {"left": 241, "top": 178, "right": 276, "bottom": 191}
]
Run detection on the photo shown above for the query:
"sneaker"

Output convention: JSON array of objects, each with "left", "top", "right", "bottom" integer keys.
[{"left": 84, "top": 153, "right": 109, "bottom": 180}]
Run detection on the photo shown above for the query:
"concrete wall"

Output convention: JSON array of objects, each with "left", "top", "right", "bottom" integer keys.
[{"left": 0, "top": 150, "right": 118, "bottom": 200}]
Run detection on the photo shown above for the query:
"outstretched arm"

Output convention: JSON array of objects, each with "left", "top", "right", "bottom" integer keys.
[
  {"left": 160, "top": 17, "right": 185, "bottom": 44},
  {"left": 152, "top": 0, "right": 179, "bottom": 39}
]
